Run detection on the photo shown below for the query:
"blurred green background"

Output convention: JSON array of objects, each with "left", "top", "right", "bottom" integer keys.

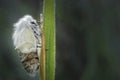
[{"left": 0, "top": 0, "right": 120, "bottom": 80}]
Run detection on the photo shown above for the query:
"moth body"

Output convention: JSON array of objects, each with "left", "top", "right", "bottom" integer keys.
[{"left": 12, "top": 15, "right": 41, "bottom": 76}]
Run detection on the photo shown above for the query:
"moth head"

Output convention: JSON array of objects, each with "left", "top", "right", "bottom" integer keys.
[
  {"left": 13, "top": 15, "right": 38, "bottom": 31},
  {"left": 23, "top": 15, "right": 38, "bottom": 27}
]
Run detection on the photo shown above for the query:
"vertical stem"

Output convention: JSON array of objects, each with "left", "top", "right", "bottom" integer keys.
[
  {"left": 40, "top": 14, "right": 45, "bottom": 80},
  {"left": 40, "top": 0, "right": 55, "bottom": 80},
  {"left": 44, "top": 0, "right": 55, "bottom": 80}
]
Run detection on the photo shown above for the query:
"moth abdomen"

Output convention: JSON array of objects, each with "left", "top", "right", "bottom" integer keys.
[{"left": 20, "top": 52, "right": 39, "bottom": 76}]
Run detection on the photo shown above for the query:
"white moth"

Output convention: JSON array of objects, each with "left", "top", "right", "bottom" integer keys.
[{"left": 12, "top": 15, "right": 42, "bottom": 76}]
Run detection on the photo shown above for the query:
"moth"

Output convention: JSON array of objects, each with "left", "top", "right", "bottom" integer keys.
[{"left": 12, "top": 14, "right": 43, "bottom": 76}]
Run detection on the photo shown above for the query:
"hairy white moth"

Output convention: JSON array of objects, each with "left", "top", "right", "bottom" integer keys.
[{"left": 12, "top": 15, "right": 42, "bottom": 76}]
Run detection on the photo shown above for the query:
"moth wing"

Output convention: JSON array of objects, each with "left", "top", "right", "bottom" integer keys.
[
  {"left": 17, "top": 27, "right": 39, "bottom": 76},
  {"left": 16, "top": 27, "right": 37, "bottom": 54}
]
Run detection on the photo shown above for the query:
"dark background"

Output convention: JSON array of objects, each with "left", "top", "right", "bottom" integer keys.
[{"left": 0, "top": 0, "right": 120, "bottom": 80}]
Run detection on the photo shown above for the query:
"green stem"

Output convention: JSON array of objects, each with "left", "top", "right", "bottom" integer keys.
[{"left": 42, "top": 0, "right": 55, "bottom": 80}]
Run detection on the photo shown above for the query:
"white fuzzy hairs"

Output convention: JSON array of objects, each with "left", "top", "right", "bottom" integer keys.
[{"left": 12, "top": 15, "right": 41, "bottom": 76}]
